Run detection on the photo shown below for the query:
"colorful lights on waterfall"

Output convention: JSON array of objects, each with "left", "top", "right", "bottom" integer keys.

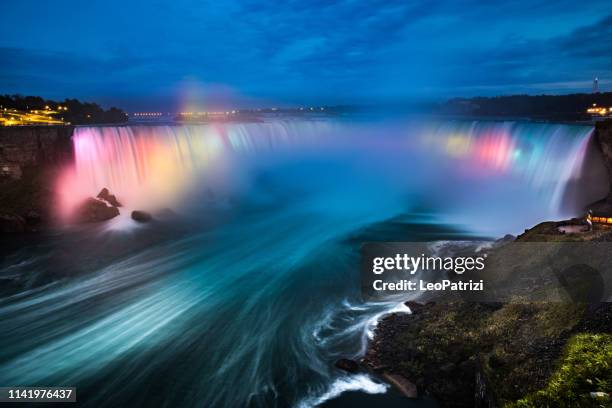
[
  {"left": 420, "top": 122, "right": 590, "bottom": 181},
  {"left": 54, "top": 120, "right": 600, "bottom": 230},
  {"left": 56, "top": 122, "right": 323, "bottom": 220},
  {"left": 437, "top": 129, "right": 520, "bottom": 171}
]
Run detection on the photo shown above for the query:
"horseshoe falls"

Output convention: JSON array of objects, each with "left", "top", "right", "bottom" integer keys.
[{"left": 0, "top": 119, "right": 607, "bottom": 407}]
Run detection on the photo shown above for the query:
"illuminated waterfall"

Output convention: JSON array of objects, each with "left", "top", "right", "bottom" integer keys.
[
  {"left": 57, "top": 119, "right": 608, "bottom": 231},
  {"left": 415, "top": 121, "right": 608, "bottom": 216},
  {"left": 57, "top": 121, "right": 334, "bottom": 217}
]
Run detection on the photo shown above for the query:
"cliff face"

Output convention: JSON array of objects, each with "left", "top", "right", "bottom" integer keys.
[
  {"left": 0, "top": 126, "right": 74, "bottom": 231},
  {"left": 595, "top": 120, "right": 612, "bottom": 195},
  {"left": 590, "top": 120, "right": 612, "bottom": 215},
  {"left": 0, "top": 126, "right": 74, "bottom": 179}
]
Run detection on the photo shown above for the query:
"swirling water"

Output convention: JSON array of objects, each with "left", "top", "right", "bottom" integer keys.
[{"left": 0, "top": 119, "right": 606, "bottom": 407}]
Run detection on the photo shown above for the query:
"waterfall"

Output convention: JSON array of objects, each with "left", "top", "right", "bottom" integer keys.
[
  {"left": 57, "top": 119, "right": 609, "bottom": 234},
  {"left": 57, "top": 121, "right": 336, "bottom": 217},
  {"left": 414, "top": 121, "right": 609, "bottom": 220}
]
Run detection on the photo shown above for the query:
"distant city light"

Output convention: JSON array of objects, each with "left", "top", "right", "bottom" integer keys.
[{"left": 0, "top": 107, "right": 66, "bottom": 126}]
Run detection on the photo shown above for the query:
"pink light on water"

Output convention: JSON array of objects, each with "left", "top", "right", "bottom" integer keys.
[
  {"left": 473, "top": 130, "right": 515, "bottom": 171},
  {"left": 56, "top": 126, "right": 212, "bottom": 221},
  {"left": 54, "top": 122, "right": 320, "bottom": 222}
]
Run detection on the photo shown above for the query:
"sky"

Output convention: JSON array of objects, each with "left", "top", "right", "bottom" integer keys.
[{"left": 1, "top": 0, "right": 611, "bottom": 110}]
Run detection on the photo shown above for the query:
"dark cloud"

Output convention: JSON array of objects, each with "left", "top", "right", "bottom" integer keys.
[{"left": 0, "top": 0, "right": 610, "bottom": 108}]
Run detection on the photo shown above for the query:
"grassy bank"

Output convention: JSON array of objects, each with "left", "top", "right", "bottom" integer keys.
[
  {"left": 365, "top": 301, "right": 611, "bottom": 407},
  {"left": 510, "top": 333, "right": 611, "bottom": 407}
]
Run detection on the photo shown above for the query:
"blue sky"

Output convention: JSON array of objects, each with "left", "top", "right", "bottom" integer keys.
[{"left": 1, "top": 0, "right": 611, "bottom": 110}]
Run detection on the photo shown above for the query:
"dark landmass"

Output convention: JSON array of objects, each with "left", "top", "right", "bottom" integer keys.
[
  {"left": 441, "top": 92, "right": 612, "bottom": 121},
  {"left": 0, "top": 126, "right": 74, "bottom": 231},
  {"left": 1, "top": 94, "right": 128, "bottom": 125},
  {"left": 365, "top": 300, "right": 611, "bottom": 407}
]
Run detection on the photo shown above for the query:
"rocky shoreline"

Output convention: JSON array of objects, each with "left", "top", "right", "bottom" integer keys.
[
  {"left": 349, "top": 220, "right": 612, "bottom": 407},
  {"left": 361, "top": 299, "right": 611, "bottom": 407}
]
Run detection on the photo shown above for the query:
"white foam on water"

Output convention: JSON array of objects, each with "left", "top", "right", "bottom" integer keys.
[
  {"left": 296, "top": 374, "right": 389, "bottom": 408},
  {"left": 366, "top": 300, "right": 412, "bottom": 340},
  {"left": 100, "top": 209, "right": 145, "bottom": 232}
]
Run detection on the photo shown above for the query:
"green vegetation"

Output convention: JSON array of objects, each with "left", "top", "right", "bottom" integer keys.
[
  {"left": 509, "top": 333, "right": 611, "bottom": 408},
  {"left": 368, "top": 302, "right": 609, "bottom": 407}
]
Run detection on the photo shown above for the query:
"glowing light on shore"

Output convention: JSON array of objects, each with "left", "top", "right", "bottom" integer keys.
[{"left": 0, "top": 108, "right": 65, "bottom": 126}]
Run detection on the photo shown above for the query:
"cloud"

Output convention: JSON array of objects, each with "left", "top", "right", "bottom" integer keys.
[{"left": 1, "top": 0, "right": 611, "bottom": 104}]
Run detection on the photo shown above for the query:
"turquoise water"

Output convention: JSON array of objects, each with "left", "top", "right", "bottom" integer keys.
[{"left": 0, "top": 119, "right": 605, "bottom": 407}]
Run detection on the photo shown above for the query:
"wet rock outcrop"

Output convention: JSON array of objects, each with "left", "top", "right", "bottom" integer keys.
[
  {"left": 96, "top": 188, "right": 122, "bottom": 207},
  {"left": 334, "top": 358, "right": 360, "bottom": 373},
  {"left": 74, "top": 197, "right": 120, "bottom": 223},
  {"left": 131, "top": 210, "right": 152, "bottom": 223}
]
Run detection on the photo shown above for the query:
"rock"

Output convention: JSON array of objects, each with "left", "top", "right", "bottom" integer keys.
[
  {"left": 334, "top": 358, "right": 360, "bottom": 373},
  {"left": 488, "top": 353, "right": 505, "bottom": 369},
  {"left": 96, "top": 188, "right": 122, "bottom": 207},
  {"left": 440, "top": 362, "right": 455, "bottom": 373},
  {"left": 497, "top": 234, "right": 516, "bottom": 243},
  {"left": 0, "top": 213, "right": 26, "bottom": 232},
  {"left": 458, "top": 357, "right": 476, "bottom": 375},
  {"left": 25, "top": 210, "right": 42, "bottom": 226},
  {"left": 131, "top": 210, "right": 153, "bottom": 223},
  {"left": 74, "top": 197, "right": 119, "bottom": 223},
  {"left": 595, "top": 120, "right": 612, "bottom": 195},
  {"left": 368, "top": 363, "right": 389, "bottom": 373},
  {"left": 382, "top": 372, "right": 418, "bottom": 398},
  {"left": 0, "top": 126, "right": 74, "bottom": 180},
  {"left": 404, "top": 301, "right": 425, "bottom": 313}
]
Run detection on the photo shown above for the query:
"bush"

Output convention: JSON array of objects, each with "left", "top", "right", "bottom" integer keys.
[{"left": 509, "top": 333, "right": 611, "bottom": 407}]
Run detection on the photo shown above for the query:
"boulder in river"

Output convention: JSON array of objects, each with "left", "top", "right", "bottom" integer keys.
[
  {"left": 25, "top": 210, "right": 42, "bottom": 226},
  {"left": 75, "top": 197, "right": 120, "bottom": 223},
  {"left": 334, "top": 358, "right": 360, "bottom": 373},
  {"left": 382, "top": 372, "right": 418, "bottom": 398},
  {"left": 131, "top": 210, "right": 153, "bottom": 223},
  {"left": 96, "top": 188, "right": 122, "bottom": 207}
]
